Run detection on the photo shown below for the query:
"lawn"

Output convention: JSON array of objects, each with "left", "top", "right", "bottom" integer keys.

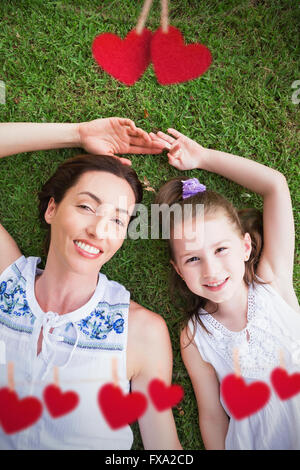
[{"left": 0, "top": 0, "right": 299, "bottom": 450}]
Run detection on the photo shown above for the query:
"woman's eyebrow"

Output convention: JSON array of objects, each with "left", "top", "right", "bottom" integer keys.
[
  {"left": 78, "top": 191, "right": 101, "bottom": 204},
  {"left": 77, "top": 191, "right": 129, "bottom": 215}
]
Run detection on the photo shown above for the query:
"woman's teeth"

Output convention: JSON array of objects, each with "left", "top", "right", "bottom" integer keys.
[{"left": 74, "top": 241, "right": 100, "bottom": 254}]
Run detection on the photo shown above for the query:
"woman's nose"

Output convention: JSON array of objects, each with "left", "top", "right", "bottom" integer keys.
[{"left": 87, "top": 215, "right": 110, "bottom": 239}]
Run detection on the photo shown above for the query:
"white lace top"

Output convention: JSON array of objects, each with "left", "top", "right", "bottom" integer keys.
[
  {"left": 188, "top": 281, "right": 300, "bottom": 450},
  {"left": 0, "top": 256, "right": 133, "bottom": 450}
]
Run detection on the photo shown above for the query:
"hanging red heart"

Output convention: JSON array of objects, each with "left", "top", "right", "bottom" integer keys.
[
  {"left": 221, "top": 374, "right": 271, "bottom": 420},
  {"left": 271, "top": 367, "right": 300, "bottom": 401},
  {"left": 148, "top": 378, "right": 184, "bottom": 411},
  {"left": 92, "top": 29, "right": 152, "bottom": 86},
  {"left": 98, "top": 383, "right": 147, "bottom": 430},
  {"left": 151, "top": 26, "right": 212, "bottom": 85},
  {"left": 0, "top": 387, "right": 43, "bottom": 434},
  {"left": 43, "top": 384, "right": 79, "bottom": 418}
]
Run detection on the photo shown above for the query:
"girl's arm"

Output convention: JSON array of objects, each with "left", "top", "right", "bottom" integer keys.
[
  {"left": 151, "top": 129, "right": 298, "bottom": 310},
  {"left": 180, "top": 326, "right": 229, "bottom": 449}
]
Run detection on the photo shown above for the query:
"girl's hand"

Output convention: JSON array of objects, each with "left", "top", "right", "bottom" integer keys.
[
  {"left": 149, "top": 128, "right": 208, "bottom": 170},
  {"left": 78, "top": 118, "right": 165, "bottom": 165}
]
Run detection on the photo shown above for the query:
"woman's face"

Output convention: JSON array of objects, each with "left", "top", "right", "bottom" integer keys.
[
  {"left": 44, "top": 171, "right": 136, "bottom": 275},
  {"left": 171, "top": 212, "right": 252, "bottom": 305}
]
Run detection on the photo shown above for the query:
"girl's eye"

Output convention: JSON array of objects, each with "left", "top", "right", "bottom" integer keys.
[
  {"left": 216, "top": 247, "right": 228, "bottom": 254},
  {"left": 186, "top": 256, "right": 200, "bottom": 263}
]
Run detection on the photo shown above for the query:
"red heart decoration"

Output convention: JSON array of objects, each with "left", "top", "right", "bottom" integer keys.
[
  {"left": 151, "top": 26, "right": 212, "bottom": 85},
  {"left": 271, "top": 367, "right": 300, "bottom": 401},
  {"left": 148, "top": 378, "right": 184, "bottom": 411},
  {"left": 0, "top": 387, "right": 43, "bottom": 434},
  {"left": 221, "top": 374, "right": 271, "bottom": 420},
  {"left": 43, "top": 384, "right": 79, "bottom": 418},
  {"left": 92, "top": 29, "right": 152, "bottom": 86},
  {"left": 98, "top": 383, "right": 147, "bottom": 430}
]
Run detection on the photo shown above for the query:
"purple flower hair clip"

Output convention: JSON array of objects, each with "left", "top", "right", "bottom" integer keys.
[{"left": 182, "top": 178, "right": 206, "bottom": 199}]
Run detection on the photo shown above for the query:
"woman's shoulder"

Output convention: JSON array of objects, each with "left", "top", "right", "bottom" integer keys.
[{"left": 128, "top": 300, "right": 168, "bottom": 336}]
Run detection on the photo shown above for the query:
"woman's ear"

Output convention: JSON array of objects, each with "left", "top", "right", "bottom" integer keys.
[
  {"left": 44, "top": 197, "right": 57, "bottom": 225},
  {"left": 243, "top": 232, "right": 252, "bottom": 261},
  {"left": 170, "top": 259, "right": 184, "bottom": 280}
]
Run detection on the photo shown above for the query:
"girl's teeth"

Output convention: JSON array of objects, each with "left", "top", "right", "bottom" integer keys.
[
  {"left": 207, "top": 280, "right": 225, "bottom": 287},
  {"left": 75, "top": 241, "right": 100, "bottom": 254}
]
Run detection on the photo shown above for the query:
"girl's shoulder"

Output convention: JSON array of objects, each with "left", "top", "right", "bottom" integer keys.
[{"left": 253, "top": 276, "right": 299, "bottom": 314}]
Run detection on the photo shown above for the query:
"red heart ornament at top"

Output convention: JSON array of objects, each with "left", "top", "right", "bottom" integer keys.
[
  {"left": 43, "top": 384, "right": 79, "bottom": 418},
  {"left": 148, "top": 378, "right": 184, "bottom": 411},
  {"left": 271, "top": 367, "right": 300, "bottom": 401},
  {"left": 98, "top": 383, "right": 147, "bottom": 430},
  {"left": 92, "top": 29, "right": 152, "bottom": 86},
  {"left": 221, "top": 374, "right": 271, "bottom": 420},
  {"left": 151, "top": 26, "right": 212, "bottom": 85},
  {"left": 0, "top": 387, "right": 43, "bottom": 434}
]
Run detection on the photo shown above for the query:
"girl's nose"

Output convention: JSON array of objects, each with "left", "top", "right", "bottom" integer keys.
[{"left": 202, "top": 256, "right": 221, "bottom": 278}]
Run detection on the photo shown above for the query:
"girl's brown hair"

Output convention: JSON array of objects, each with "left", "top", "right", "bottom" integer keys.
[
  {"left": 155, "top": 176, "right": 264, "bottom": 341},
  {"left": 38, "top": 154, "right": 143, "bottom": 254}
]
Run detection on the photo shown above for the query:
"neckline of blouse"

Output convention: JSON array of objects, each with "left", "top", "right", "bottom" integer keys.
[{"left": 25, "top": 256, "right": 107, "bottom": 324}]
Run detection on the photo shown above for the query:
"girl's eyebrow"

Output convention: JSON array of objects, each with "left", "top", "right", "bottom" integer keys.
[{"left": 77, "top": 191, "right": 129, "bottom": 215}]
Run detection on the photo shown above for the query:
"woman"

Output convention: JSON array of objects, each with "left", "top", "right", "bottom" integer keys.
[{"left": 0, "top": 117, "right": 182, "bottom": 450}]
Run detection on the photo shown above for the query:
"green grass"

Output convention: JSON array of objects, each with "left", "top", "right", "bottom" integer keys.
[{"left": 0, "top": 0, "right": 299, "bottom": 450}]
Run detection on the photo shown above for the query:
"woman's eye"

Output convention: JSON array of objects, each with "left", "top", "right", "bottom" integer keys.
[
  {"left": 113, "top": 218, "right": 125, "bottom": 227},
  {"left": 186, "top": 256, "right": 200, "bottom": 263},
  {"left": 77, "top": 205, "right": 93, "bottom": 212}
]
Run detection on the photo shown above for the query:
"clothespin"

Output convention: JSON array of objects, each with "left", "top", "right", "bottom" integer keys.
[
  {"left": 7, "top": 361, "right": 15, "bottom": 391},
  {"left": 233, "top": 348, "right": 241, "bottom": 377},
  {"left": 111, "top": 357, "right": 119, "bottom": 388},
  {"left": 279, "top": 349, "right": 286, "bottom": 370},
  {"left": 53, "top": 366, "right": 60, "bottom": 387}
]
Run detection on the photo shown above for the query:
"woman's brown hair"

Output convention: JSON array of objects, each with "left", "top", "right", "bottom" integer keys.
[
  {"left": 38, "top": 154, "right": 143, "bottom": 253},
  {"left": 155, "top": 176, "right": 264, "bottom": 342}
]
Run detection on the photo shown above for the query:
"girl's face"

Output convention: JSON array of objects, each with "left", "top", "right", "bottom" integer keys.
[
  {"left": 171, "top": 212, "right": 252, "bottom": 304},
  {"left": 44, "top": 171, "right": 136, "bottom": 275}
]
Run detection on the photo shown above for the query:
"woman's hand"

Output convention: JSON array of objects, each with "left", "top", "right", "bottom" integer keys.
[
  {"left": 78, "top": 118, "right": 165, "bottom": 165},
  {"left": 150, "top": 128, "right": 208, "bottom": 170}
]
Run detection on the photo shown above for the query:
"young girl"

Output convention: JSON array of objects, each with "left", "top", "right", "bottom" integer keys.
[
  {"left": 0, "top": 118, "right": 181, "bottom": 450},
  {"left": 151, "top": 128, "right": 300, "bottom": 450}
]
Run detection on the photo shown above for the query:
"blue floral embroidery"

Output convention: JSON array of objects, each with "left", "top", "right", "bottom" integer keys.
[
  {"left": 0, "top": 274, "right": 35, "bottom": 326},
  {"left": 76, "top": 306, "right": 125, "bottom": 340}
]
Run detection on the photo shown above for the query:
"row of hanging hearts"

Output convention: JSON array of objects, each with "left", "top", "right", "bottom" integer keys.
[
  {"left": 221, "top": 367, "right": 300, "bottom": 420},
  {"left": 0, "top": 378, "right": 184, "bottom": 435},
  {"left": 92, "top": 26, "right": 212, "bottom": 86}
]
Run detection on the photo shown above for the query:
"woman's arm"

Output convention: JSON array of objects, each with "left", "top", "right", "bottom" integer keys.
[
  {"left": 129, "top": 303, "right": 182, "bottom": 450},
  {"left": 151, "top": 129, "right": 298, "bottom": 309},
  {"left": 0, "top": 118, "right": 165, "bottom": 163},
  {"left": 180, "top": 326, "right": 229, "bottom": 450}
]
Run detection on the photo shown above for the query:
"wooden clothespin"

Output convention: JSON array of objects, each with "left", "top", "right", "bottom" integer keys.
[
  {"left": 111, "top": 357, "right": 119, "bottom": 388},
  {"left": 7, "top": 361, "right": 15, "bottom": 391},
  {"left": 233, "top": 348, "right": 241, "bottom": 378},
  {"left": 53, "top": 366, "right": 60, "bottom": 387}
]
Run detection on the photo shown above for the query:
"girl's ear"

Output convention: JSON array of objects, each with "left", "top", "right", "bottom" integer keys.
[
  {"left": 170, "top": 259, "right": 184, "bottom": 280},
  {"left": 44, "top": 197, "right": 57, "bottom": 225},
  {"left": 243, "top": 232, "right": 252, "bottom": 261}
]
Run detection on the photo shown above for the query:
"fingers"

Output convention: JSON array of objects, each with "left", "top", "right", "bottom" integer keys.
[
  {"left": 118, "top": 118, "right": 137, "bottom": 132},
  {"left": 128, "top": 145, "right": 163, "bottom": 154},
  {"left": 167, "top": 128, "right": 185, "bottom": 139},
  {"left": 111, "top": 154, "right": 132, "bottom": 166},
  {"left": 157, "top": 131, "right": 175, "bottom": 145}
]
